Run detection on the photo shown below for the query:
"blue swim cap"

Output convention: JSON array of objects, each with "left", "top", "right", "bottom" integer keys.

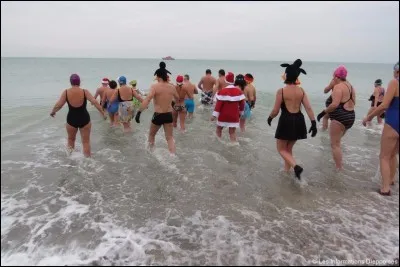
[{"left": 118, "top": 76, "right": 127, "bottom": 85}]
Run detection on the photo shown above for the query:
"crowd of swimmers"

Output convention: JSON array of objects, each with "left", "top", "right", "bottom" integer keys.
[{"left": 50, "top": 60, "right": 399, "bottom": 196}]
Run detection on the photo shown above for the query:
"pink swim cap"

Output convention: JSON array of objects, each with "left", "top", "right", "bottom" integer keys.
[
  {"left": 334, "top": 65, "right": 347, "bottom": 79},
  {"left": 70, "top": 74, "right": 80, "bottom": 86}
]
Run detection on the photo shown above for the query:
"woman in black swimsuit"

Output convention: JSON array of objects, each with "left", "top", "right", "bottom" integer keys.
[
  {"left": 267, "top": 59, "right": 318, "bottom": 179},
  {"left": 317, "top": 66, "right": 356, "bottom": 170},
  {"left": 50, "top": 74, "right": 106, "bottom": 157}
]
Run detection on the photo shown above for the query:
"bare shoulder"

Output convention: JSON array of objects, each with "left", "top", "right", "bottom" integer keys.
[{"left": 389, "top": 78, "right": 399, "bottom": 88}]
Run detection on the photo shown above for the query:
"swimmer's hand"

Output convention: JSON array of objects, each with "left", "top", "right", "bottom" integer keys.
[
  {"left": 135, "top": 111, "right": 142, "bottom": 123},
  {"left": 211, "top": 116, "right": 216, "bottom": 121},
  {"left": 362, "top": 117, "right": 370, "bottom": 127},
  {"left": 308, "top": 120, "right": 317, "bottom": 137},
  {"left": 267, "top": 116, "right": 273, "bottom": 126},
  {"left": 50, "top": 112, "right": 56, "bottom": 117},
  {"left": 317, "top": 110, "right": 326, "bottom": 122}
]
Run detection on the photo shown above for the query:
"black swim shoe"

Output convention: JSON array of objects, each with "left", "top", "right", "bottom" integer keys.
[{"left": 294, "top": 165, "right": 303, "bottom": 180}]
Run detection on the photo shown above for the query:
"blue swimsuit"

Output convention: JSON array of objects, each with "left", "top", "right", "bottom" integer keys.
[{"left": 385, "top": 96, "right": 399, "bottom": 134}]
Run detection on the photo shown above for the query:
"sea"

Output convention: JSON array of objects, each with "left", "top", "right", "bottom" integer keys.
[{"left": 1, "top": 57, "right": 399, "bottom": 266}]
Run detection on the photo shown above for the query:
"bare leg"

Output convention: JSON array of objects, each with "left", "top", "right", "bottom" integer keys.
[
  {"left": 379, "top": 125, "right": 399, "bottom": 193},
  {"left": 284, "top": 141, "right": 296, "bottom": 171},
  {"left": 179, "top": 110, "right": 186, "bottom": 132},
  {"left": 188, "top": 112, "right": 193, "bottom": 119},
  {"left": 113, "top": 113, "right": 119, "bottom": 127},
  {"left": 108, "top": 112, "right": 115, "bottom": 126},
  {"left": 122, "top": 122, "right": 132, "bottom": 133},
  {"left": 240, "top": 118, "right": 246, "bottom": 132},
  {"left": 322, "top": 114, "right": 329, "bottom": 130},
  {"left": 391, "top": 142, "right": 399, "bottom": 185},
  {"left": 216, "top": 126, "right": 223, "bottom": 138},
  {"left": 329, "top": 120, "right": 345, "bottom": 170},
  {"left": 79, "top": 122, "right": 92, "bottom": 157},
  {"left": 148, "top": 123, "right": 161, "bottom": 151},
  {"left": 366, "top": 107, "right": 374, "bottom": 126},
  {"left": 228, "top": 127, "right": 237, "bottom": 142},
  {"left": 277, "top": 139, "right": 296, "bottom": 168},
  {"left": 163, "top": 123, "right": 176, "bottom": 154},
  {"left": 172, "top": 110, "right": 178, "bottom": 128},
  {"left": 66, "top": 123, "right": 78, "bottom": 152}
]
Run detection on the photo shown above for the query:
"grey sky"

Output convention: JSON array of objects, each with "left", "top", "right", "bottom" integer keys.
[{"left": 1, "top": 1, "right": 399, "bottom": 63}]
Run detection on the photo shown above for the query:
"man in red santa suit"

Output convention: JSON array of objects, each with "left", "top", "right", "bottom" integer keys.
[{"left": 211, "top": 72, "right": 245, "bottom": 142}]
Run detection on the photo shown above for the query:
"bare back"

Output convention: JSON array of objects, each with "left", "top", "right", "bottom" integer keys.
[
  {"left": 184, "top": 82, "right": 196, "bottom": 99},
  {"left": 152, "top": 82, "right": 178, "bottom": 113},
  {"left": 118, "top": 85, "right": 134, "bottom": 101},
  {"left": 95, "top": 86, "right": 108, "bottom": 100},
  {"left": 282, "top": 86, "right": 305, "bottom": 113},
  {"left": 201, "top": 75, "right": 216, "bottom": 92},
  {"left": 332, "top": 81, "right": 356, "bottom": 111},
  {"left": 244, "top": 84, "right": 256, "bottom": 101},
  {"left": 105, "top": 88, "right": 117, "bottom": 102},
  {"left": 217, "top": 77, "right": 228, "bottom": 91},
  {"left": 175, "top": 84, "right": 191, "bottom": 105},
  {"left": 66, "top": 87, "right": 87, "bottom": 107}
]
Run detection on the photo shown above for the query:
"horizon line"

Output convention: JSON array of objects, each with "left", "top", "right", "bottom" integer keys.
[{"left": 0, "top": 56, "right": 394, "bottom": 65}]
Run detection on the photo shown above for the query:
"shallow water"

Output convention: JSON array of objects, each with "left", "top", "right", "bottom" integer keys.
[{"left": 1, "top": 58, "right": 399, "bottom": 266}]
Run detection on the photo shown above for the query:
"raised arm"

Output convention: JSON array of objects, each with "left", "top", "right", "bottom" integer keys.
[
  {"left": 324, "top": 78, "right": 335, "bottom": 94},
  {"left": 85, "top": 90, "right": 106, "bottom": 118},
  {"left": 325, "top": 86, "right": 342, "bottom": 113},
  {"left": 50, "top": 90, "right": 67, "bottom": 117}
]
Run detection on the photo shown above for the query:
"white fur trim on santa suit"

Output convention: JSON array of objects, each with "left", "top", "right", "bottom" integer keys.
[
  {"left": 240, "top": 111, "right": 244, "bottom": 116},
  {"left": 217, "top": 121, "right": 240, "bottom": 128},
  {"left": 212, "top": 111, "right": 220, "bottom": 118},
  {"left": 216, "top": 85, "right": 245, "bottom": 101},
  {"left": 216, "top": 94, "right": 245, "bottom": 102}
]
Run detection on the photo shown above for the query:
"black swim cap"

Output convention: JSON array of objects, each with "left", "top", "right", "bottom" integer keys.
[{"left": 374, "top": 79, "right": 382, "bottom": 85}]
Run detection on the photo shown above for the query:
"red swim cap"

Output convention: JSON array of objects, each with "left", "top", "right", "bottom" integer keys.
[{"left": 176, "top": 75, "right": 183, "bottom": 85}]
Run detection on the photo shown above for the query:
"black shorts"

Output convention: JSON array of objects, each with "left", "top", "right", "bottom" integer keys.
[
  {"left": 102, "top": 100, "right": 108, "bottom": 109},
  {"left": 151, "top": 112, "right": 173, "bottom": 126}
]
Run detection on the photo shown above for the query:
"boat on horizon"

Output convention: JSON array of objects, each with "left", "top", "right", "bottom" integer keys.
[{"left": 162, "top": 56, "right": 175, "bottom": 60}]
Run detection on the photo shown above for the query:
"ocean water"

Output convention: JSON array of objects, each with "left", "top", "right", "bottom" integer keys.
[{"left": 1, "top": 57, "right": 399, "bottom": 266}]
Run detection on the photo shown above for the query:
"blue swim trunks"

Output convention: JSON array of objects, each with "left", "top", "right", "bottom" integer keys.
[
  {"left": 241, "top": 101, "right": 251, "bottom": 120},
  {"left": 107, "top": 101, "right": 119, "bottom": 114},
  {"left": 184, "top": 99, "right": 195, "bottom": 113}
]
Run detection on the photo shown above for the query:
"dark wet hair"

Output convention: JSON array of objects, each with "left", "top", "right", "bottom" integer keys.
[
  {"left": 154, "top": 61, "right": 171, "bottom": 77},
  {"left": 219, "top": 69, "right": 225, "bottom": 76},
  {"left": 374, "top": 79, "right": 382, "bottom": 85},
  {"left": 184, "top": 74, "right": 190, "bottom": 80},
  {"left": 234, "top": 74, "right": 246, "bottom": 91},
  {"left": 206, "top": 69, "right": 211, "bottom": 74},
  {"left": 156, "top": 68, "right": 168, "bottom": 82},
  {"left": 109, "top": 80, "right": 117, "bottom": 89}
]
